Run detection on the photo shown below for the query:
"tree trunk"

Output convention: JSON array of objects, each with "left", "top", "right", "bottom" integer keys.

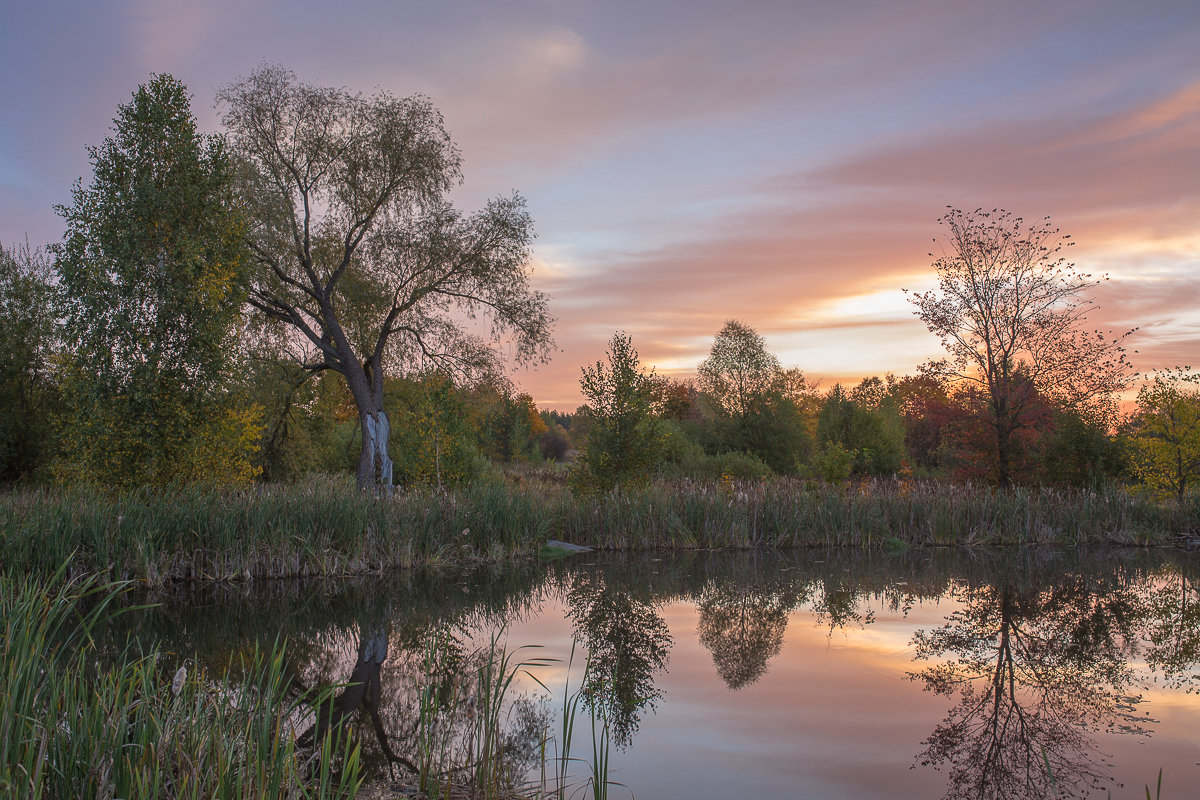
[
  {"left": 347, "top": 364, "right": 394, "bottom": 494},
  {"left": 992, "top": 383, "right": 1014, "bottom": 488},
  {"left": 995, "top": 430, "right": 1013, "bottom": 488}
]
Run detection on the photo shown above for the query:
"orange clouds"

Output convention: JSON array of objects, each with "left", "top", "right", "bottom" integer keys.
[{"left": 2, "top": 1, "right": 1197, "bottom": 408}]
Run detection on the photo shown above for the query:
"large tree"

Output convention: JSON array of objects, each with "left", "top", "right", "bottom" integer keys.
[
  {"left": 908, "top": 208, "right": 1132, "bottom": 485},
  {"left": 217, "top": 65, "right": 553, "bottom": 491},
  {"left": 53, "top": 75, "right": 257, "bottom": 487}
]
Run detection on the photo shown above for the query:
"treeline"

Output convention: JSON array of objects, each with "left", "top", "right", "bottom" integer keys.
[
  {"left": 560, "top": 325, "right": 1199, "bottom": 500},
  {"left": 1, "top": 73, "right": 1197, "bottom": 501},
  {"left": 0, "top": 251, "right": 556, "bottom": 488}
]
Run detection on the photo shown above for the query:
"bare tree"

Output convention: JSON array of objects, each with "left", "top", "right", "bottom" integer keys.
[
  {"left": 217, "top": 65, "right": 554, "bottom": 491},
  {"left": 908, "top": 208, "right": 1132, "bottom": 485}
]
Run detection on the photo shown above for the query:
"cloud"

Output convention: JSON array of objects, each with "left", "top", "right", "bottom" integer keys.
[{"left": 4, "top": 0, "right": 1199, "bottom": 408}]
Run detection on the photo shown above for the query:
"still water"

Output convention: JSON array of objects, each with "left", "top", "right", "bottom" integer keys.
[{"left": 117, "top": 548, "right": 1200, "bottom": 799}]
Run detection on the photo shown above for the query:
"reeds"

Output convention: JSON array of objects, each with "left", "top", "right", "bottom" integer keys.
[
  {"left": 1, "top": 476, "right": 1193, "bottom": 584},
  {"left": 403, "top": 629, "right": 613, "bottom": 800},
  {"left": 0, "top": 571, "right": 362, "bottom": 799}
]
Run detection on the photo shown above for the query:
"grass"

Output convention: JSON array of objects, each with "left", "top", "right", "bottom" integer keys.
[
  {"left": 1, "top": 474, "right": 1195, "bottom": 584},
  {"left": 0, "top": 569, "right": 363, "bottom": 799},
  {"left": 0, "top": 568, "right": 617, "bottom": 800}
]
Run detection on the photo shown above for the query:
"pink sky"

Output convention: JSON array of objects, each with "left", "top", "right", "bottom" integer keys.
[{"left": 2, "top": 1, "right": 1197, "bottom": 408}]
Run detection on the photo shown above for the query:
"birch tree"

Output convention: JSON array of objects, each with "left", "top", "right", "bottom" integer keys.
[{"left": 54, "top": 75, "right": 257, "bottom": 487}]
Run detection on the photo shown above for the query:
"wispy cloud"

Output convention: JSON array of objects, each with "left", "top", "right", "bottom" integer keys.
[{"left": 2, "top": 0, "right": 1197, "bottom": 406}]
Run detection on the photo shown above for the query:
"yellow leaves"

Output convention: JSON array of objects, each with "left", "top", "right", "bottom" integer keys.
[
  {"left": 194, "top": 260, "right": 240, "bottom": 310},
  {"left": 1129, "top": 370, "right": 1200, "bottom": 500},
  {"left": 179, "top": 404, "right": 264, "bottom": 487},
  {"left": 54, "top": 394, "right": 263, "bottom": 490}
]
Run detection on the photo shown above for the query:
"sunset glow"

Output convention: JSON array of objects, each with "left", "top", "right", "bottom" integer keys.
[{"left": 2, "top": 0, "right": 1197, "bottom": 408}]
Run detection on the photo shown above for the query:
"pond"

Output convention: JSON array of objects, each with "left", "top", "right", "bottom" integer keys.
[{"left": 113, "top": 548, "right": 1200, "bottom": 799}]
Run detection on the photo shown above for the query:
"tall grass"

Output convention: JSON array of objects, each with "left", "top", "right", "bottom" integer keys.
[
  {"left": 404, "top": 629, "right": 614, "bottom": 800},
  {"left": 1, "top": 476, "right": 1194, "bottom": 584},
  {"left": 539, "top": 642, "right": 614, "bottom": 800},
  {"left": 0, "top": 571, "right": 362, "bottom": 799}
]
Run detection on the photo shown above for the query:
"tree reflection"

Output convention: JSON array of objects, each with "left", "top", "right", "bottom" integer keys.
[
  {"left": 910, "top": 575, "right": 1148, "bottom": 800},
  {"left": 566, "top": 573, "right": 672, "bottom": 746},
  {"left": 697, "top": 583, "right": 794, "bottom": 689},
  {"left": 297, "top": 624, "right": 422, "bottom": 774},
  {"left": 1144, "top": 566, "right": 1200, "bottom": 691}
]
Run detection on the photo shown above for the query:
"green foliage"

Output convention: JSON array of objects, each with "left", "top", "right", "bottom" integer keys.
[
  {"left": 657, "top": 420, "right": 706, "bottom": 468},
  {"left": 697, "top": 320, "right": 781, "bottom": 418},
  {"left": 718, "top": 396, "right": 810, "bottom": 475},
  {"left": 0, "top": 240, "right": 57, "bottom": 484},
  {"left": 708, "top": 451, "right": 774, "bottom": 480},
  {"left": 696, "top": 321, "right": 812, "bottom": 474},
  {"left": 250, "top": 366, "right": 359, "bottom": 482},
  {"left": 657, "top": 421, "right": 774, "bottom": 480},
  {"left": 813, "top": 441, "right": 855, "bottom": 481},
  {"left": 816, "top": 380, "right": 905, "bottom": 476},
  {"left": 52, "top": 74, "right": 256, "bottom": 488},
  {"left": 389, "top": 374, "right": 484, "bottom": 488},
  {"left": 470, "top": 385, "right": 546, "bottom": 464},
  {"left": 1040, "top": 409, "right": 1127, "bottom": 489},
  {"left": 571, "top": 332, "right": 663, "bottom": 494},
  {"left": 1129, "top": 368, "right": 1200, "bottom": 500}
]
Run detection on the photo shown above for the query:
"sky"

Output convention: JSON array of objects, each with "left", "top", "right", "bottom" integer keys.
[{"left": 2, "top": 1, "right": 1198, "bottom": 409}]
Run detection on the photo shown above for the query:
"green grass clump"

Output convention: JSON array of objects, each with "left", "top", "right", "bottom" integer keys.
[{"left": 0, "top": 571, "right": 362, "bottom": 799}]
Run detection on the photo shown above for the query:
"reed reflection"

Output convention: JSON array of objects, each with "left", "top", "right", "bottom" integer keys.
[{"left": 908, "top": 571, "right": 1149, "bottom": 800}]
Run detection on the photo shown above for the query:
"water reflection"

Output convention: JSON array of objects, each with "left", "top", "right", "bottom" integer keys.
[
  {"left": 1145, "top": 569, "right": 1200, "bottom": 691},
  {"left": 698, "top": 578, "right": 801, "bottom": 689},
  {"left": 108, "top": 548, "right": 1200, "bottom": 798},
  {"left": 566, "top": 571, "right": 671, "bottom": 744},
  {"left": 909, "top": 567, "right": 1148, "bottom": 799}
]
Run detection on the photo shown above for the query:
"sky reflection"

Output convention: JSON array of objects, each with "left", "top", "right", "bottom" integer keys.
[{"left": 111, "top": 549, "right": 1200, "bottom": 798}]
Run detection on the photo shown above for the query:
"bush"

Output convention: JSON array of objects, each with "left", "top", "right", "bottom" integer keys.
[{"left": 813, "top": 441, "right": 854, "bottom": 481}]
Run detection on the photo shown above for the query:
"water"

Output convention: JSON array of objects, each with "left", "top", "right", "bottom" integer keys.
[{"left": 114, "top": 548, "right": 1200, "bottom": 799}]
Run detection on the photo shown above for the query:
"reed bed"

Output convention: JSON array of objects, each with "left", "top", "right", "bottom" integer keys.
[
  {"left": 0, "top": 571, "right": 362, "bottom": 799},
  {"left": 1, "top": 476, "right": 1194, "bottom": 584}
]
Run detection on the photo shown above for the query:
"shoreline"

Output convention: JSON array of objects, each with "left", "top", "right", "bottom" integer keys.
[{"left": 4, "top": 476, "right": 1195, "bottom": 586}]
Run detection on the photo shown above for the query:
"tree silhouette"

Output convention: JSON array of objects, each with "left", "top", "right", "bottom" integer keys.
[
  {"left": 910, "top": 576, "right": 1148, "bottom": 799},
  {"left": 908, "top": 208, "right": 1132, "bottom": 485}
]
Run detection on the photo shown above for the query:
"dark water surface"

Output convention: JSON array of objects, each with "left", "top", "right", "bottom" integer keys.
[{"left": 113, "top": 548, "right": 1200, "bottom": 799}]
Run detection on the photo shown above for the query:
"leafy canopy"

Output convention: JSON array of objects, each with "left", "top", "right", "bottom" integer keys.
[{"left": 52, "top": 74, "right": 257, "bottom": 487}]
